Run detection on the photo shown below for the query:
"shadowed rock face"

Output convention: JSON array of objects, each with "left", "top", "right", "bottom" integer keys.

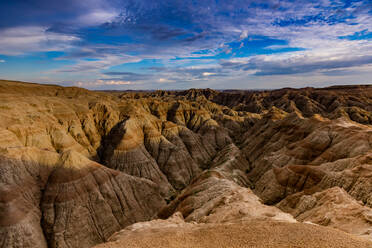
[
  {"left": 0, "top": 148, "right": 165, "bottom": 248},
  {"left": 0, "top": 80, "right": 372, "bottom": 247}
]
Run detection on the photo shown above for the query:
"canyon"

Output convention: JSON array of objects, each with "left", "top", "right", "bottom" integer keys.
[{"left": 0, "top": 80, "right": 371, "bottom": 247}]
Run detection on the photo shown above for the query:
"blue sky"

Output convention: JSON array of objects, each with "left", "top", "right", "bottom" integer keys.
[{"left": 0, "top": 0, "right": 371, "bottom": 89}]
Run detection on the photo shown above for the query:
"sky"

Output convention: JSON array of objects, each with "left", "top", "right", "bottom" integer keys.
[{"left": 0, "top": 0, "right": 371, "bottom": 90}]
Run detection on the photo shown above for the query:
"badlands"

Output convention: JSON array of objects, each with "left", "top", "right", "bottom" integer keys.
[{"left": 0, "top": 80, "right": 371, "bottom": 247}]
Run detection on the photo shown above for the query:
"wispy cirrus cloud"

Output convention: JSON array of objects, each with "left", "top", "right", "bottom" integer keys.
[
  {"left": 55, "top": 55, "right": 141, "bottom": 73},
  {"left": 220, "top": 53, "right": 372, "bottom": 76},
  {"left": 0, "top": 26, "right": 79, "bottom": 55},
  {"left": 102, "top": 71, "right": 153, "bottom": 81},
  {"left": 75, "top": 79, "right": 132, "bottom": 89}
]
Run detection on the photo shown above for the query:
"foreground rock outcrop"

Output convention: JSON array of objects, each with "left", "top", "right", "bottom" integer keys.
[
  {"left": 0, "top": 147, "right": 165, "bottom": 248},
  {"left": 278, "top": 187, "right": 372, "bottom": 240},
  {"left": 0, "top": 80, "right": 372, "bottom": 247}
]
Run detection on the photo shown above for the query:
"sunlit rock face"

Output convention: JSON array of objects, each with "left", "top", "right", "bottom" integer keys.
[{"left": 0, "top": 80, "right": 372, "bottom": 247}]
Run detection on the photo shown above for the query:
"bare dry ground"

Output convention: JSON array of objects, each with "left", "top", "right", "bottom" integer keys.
[{"left": 94, "top": 221, "right": 372, "bottom": 248}]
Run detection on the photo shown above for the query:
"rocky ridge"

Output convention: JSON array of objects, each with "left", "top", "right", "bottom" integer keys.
[{"left": 0, "top": 80, "right": 371, "bottom": 247}]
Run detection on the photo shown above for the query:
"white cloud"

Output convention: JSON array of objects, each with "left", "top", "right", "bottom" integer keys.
[
  {"left": 184, "top": 64, "right": 220, "bottom": 70},
  {"left": 202, "top": 72, "right": 216, "bottom": 76},
  {"left": 76, "top": 79, "right": 131, "bottom": 87},
  {"left": 239, "top": 30, "right": 248, "bottom": 40},
  {"left": 0, "top": 26, "right": 80, "bottom": 55},
  {"left": 0, "top": 60, "right": 5, "bottom": 63},
  {"left": 103, "top": 80, "right": 131, "bottom": 85},
  {"left": 56, "top": 55, "right": 141, "bottom": 73},
  {"left": 265, "top": 45, "right": 291, "bottom": 50},
  {"left": 158, "top": 78, "right": 172, "bottom": 83},
  {"left": 77, "top": 10, "right": 118, "bottom": 26},
  {"left": 208, "top": 1, "right": 372, "bottom": 80}
]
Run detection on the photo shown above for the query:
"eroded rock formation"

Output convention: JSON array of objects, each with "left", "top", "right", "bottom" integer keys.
[{"left": 0, "top": 80, "right": 372, "bottom": 247}]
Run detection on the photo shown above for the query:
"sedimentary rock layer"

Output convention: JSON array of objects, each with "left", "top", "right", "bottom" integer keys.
[{"left": 1, "top": 80, "right": 372, "bottom": 247}]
